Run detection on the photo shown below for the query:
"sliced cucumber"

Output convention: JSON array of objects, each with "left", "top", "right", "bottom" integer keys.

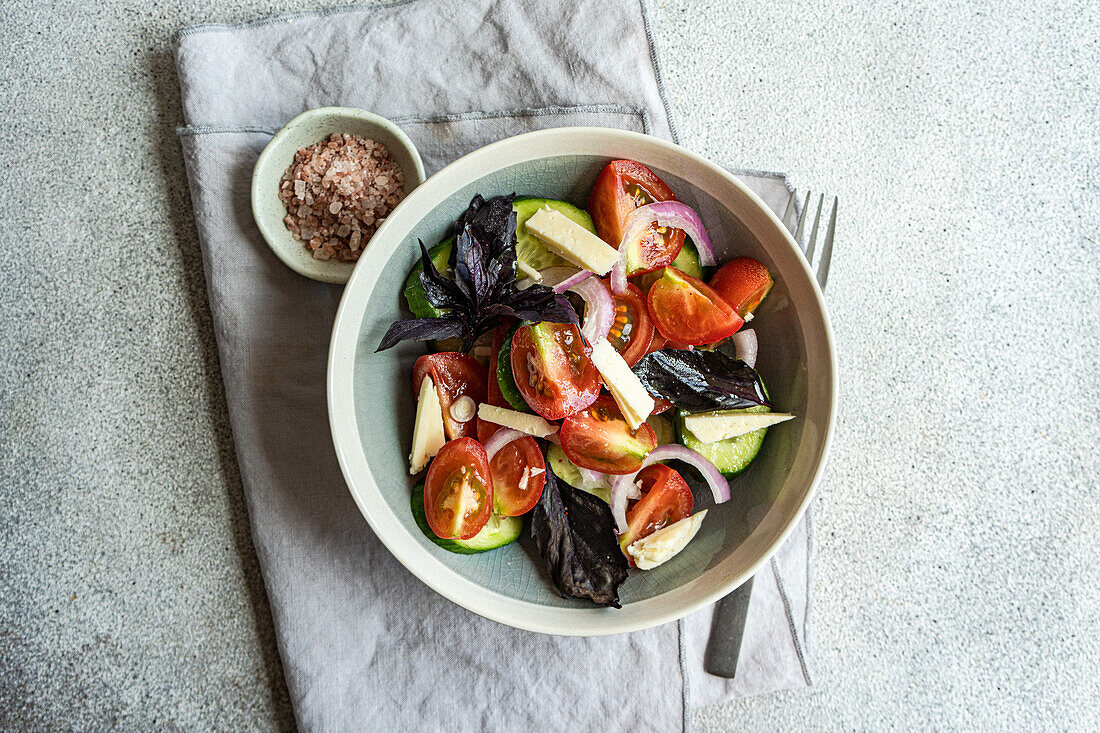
[
  {"left": 677, "top": 404, "right": 771, "bottom": 476},
  {"left": 513, "top": 197, "right": 596, "bottom": 274},
  {"left": 403, "top": 238, "right": 454, "bottom": 318},
  {"left": 496, "top": 324, "right": 530, "bottom": 411},
  {"left": 546, "top": 444, "right": 612, "bottom": 504},
  {"left": 411, "top": 483, "right": 522, "bottom": 554},
  {"left": 672, "top": 238, "right": 704, "bottom": 279}
]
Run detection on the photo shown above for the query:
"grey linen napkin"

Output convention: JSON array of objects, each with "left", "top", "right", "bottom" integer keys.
[{"left": 174, "top": 0, "right": 813, "bottom": 728}]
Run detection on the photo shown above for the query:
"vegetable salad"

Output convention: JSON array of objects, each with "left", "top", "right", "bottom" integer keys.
[{"left": 378, "top": 160, "right": 793, "bottom": 607}]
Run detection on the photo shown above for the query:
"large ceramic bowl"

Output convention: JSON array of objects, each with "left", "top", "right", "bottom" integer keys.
[{"left": 328, "top": 127, "right": 836, "bottom": 636}]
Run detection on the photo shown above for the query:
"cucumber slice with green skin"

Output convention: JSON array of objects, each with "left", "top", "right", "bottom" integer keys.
[
  {"left": 671, "top": 238, "right": 704, "bottom": 280},
  {"left": 411, "top": 482, "right": 523, "bottom": 554},
  {"left": 496, "top": 324, "right": 531, "bottom": 412},
  {"left": 677, "top": 404, "right": 771, "bottom": 476},
  {"left": 513, "top": 197, "right": 597, "bottom": 274},
  {"left": 546, "top": 444, "right": 612, "bottom": 504},
  {"left": 403, "top": 239, "right": 454, "bottom": 318}
]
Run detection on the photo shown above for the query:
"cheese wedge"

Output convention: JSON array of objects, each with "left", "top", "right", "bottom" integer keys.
[
  {"left": 588, "top": 339, "right": 655, "bottom": 430},
  {"left": 682, "top": 411, "right": 794, "bottom": 444},
  {"left": 476, "top": 403, "right": 558, "bottom": 438},
  {"left": 627, "top": 510, "right": 708, "bottom": 569},
  {"left": 409, "top": 376, "right": 447, "bottom": 474},
  {"left": 524, "top": 206, "right": 619, "bottom": 275}
]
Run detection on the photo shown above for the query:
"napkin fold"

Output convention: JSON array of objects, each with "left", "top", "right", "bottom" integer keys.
[{"left": 174, "top": 0, "right": 813, "bottom": 729}]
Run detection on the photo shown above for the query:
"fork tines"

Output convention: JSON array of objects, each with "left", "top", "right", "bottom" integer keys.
[{"left": 782, "top": 189, "right": 837, "bottom": 290}]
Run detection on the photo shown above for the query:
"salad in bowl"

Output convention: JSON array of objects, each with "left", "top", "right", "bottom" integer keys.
[
  {"left": 328, "top": 127, "right": 834, "bottom": 635},
  {"left": 377, "top": 160, "right": 796, "bottom": 608}
]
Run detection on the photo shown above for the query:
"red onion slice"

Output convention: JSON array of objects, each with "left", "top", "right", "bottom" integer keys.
[
  {"left": 482, "top": 427, "right": 527, "bottom": 460},
  {"left": 541, "top": 266, "right": 585, "bottom": 290},
  {"left": 610, "top": 201, "right": 718, "bottom": 295},
  {"left": 610, "top": 444, "right": 731, "bottom": 533},
  {"left": 636, "top": 201, "right": 717, "bottom": 266},
  {"left": 609, "top": 258, "right": 628, "bottom": 295},
  {"left": 732, "top": 329, "right": 758, "bottom": 368},
  {"left": 551, "top": 269, "right": 593, "bottom": 294},
  {"left": 567, "top": 276, "right": 614, "bottom": 344},
  {"left": 610, "top": 475, "right": 635, "bottom": 534}
]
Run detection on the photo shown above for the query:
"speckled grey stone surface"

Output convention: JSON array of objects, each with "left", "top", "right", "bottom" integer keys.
[{"left": 0, "top": 0, "right": 1097, "bottom": 729}]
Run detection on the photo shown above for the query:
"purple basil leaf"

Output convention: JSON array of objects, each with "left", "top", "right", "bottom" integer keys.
[
  {"left": 631, "top": 348, "right": 771, "bottom": 412},
  {"left": 456, "top": 194, "right": 517, "bottom": 259},
  {"left": 490, "top": 286, "right": 579, "bottom": 326},
  {"left": 416, "top": 240, "right": 464, "bottom": 310},
  {"left": 530, "top": 451, "right": 628, "bottom": 608},
  {"left": 376, "top": 316, "right": 465, "bottom": 352},
  {"left": 453, "top": 226, "right": 489, "bottom": 309}
]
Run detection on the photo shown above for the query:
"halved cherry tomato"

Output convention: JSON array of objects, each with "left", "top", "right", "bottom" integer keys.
[
  {"left": 559, "top": 395, "right": 658, "bottom": 475},
  {"left": 601, "top": 280, "right": 654, "bottom": 367},
  {"left": 510, "top": 322, "right": 601, "bottom": 421},
  {"left": 646, "top": 267, "right": 744, "bottom": 346},
  {"left": 618, "top": 464, "right": 694, "bottom": 558},
  {"left": 709, "top": 257, "right": 774, "bottom": 317},
  {"left": 414, "top": 353, "right": 487, "bottom": 440},
  {"left": 645, "top": 331, "right": 692, "bottom": 354},
  {"left": 424, "top": 438, "right": 493, "bottom": 540},
  {"left": 588, "top": 160, "right": 685, "bottom": 273},
  {"left": 489, "top": 436, "right": 546, "bottom": 516},
  {"left": 477, "top": 325, "right": 511, "bottom": 444}
]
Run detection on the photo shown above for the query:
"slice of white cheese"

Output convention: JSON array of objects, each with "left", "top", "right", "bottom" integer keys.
[
  {"left": 682, "top": 411, "right": 794, "bottom": 444},
  {"left": 409, "top": 376, "right": 447, "bottom": 474},
  {"left": 476, "top": 403, "right": 558, "bottom": 438},
  {"left": 627, "top": 510, "right": 708, "bottom": 570},
  {"left": 589, "top": 339, "right": 655, "bottom": 430},
  {"left": 524, "top": 206, "right": 620, "bottom": 275}
]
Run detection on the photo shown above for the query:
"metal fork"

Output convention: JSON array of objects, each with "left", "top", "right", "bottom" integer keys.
[{"left": 703, "top": 188, "right": 837, "bottom": 679}]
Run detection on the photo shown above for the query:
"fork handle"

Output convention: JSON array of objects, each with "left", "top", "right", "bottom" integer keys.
[{"left": 703, "top": 576, "right": 754, "bottom": 678}]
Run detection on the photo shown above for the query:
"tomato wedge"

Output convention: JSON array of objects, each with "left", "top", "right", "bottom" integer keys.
[
  {"left": 646, "top": 267, "right": 744, "bottom": 346},
  {"left": 424, "top": 438, "right": 493, "bottom": 540},
  {"left": 414, "top": 353, "right": 487, "bottom": 440},
  {"left": 489, "top": 436, "right": 547, "bottom": 516},
  {"left": 476, "top": 325, "right": 511, "bottom": 444},
  {"left": 602, "top": 280, "right": 654, "bottom": 367},
  {"left": 588, "top": 160, "right": 685, "bottom": 272},
  {"left": 709, "top": 257, "right": 774, "bottom": 317},
  {"left": 618, "top": 464, "right": 694, "bottom": 557},
  {"left": 559, "top": 395, "right": 658, "bottom": 474},
  {"left": 510, "top": 322, "right": 601, "bottom": 421}
]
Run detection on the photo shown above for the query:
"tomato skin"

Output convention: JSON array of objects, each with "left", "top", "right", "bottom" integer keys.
[
  {"left": 489, "top": 436, "right": 547, "bottom": 516},
  {"left": 476, "top": 326, "right": 511, "bottom": 443},
  {"left": 510, "top": 322, "right": 601, "bottom": 421},
  {"left": 646, "top": 267, "right": 744, "bottom": 346},
  {"left": 602, "top": 280, "right": 654, "bottom": 367},
  {"left": 588, "top": 160, "right": 685, "bottom": 272},
  {"left": 424, "top": 438, "right": 493, "bottom": 540},
  {"left": 414, "top": 353, "right": 487, "bottom": 440},
  {"left": 709, "top": 257, "right": 774, "bottom": 317},
  {"left": 618, "top": 464, "right": 693, "bottom": 560},
  {"left": 559, "top": 395, "right": 659, "bottom": 475}
]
